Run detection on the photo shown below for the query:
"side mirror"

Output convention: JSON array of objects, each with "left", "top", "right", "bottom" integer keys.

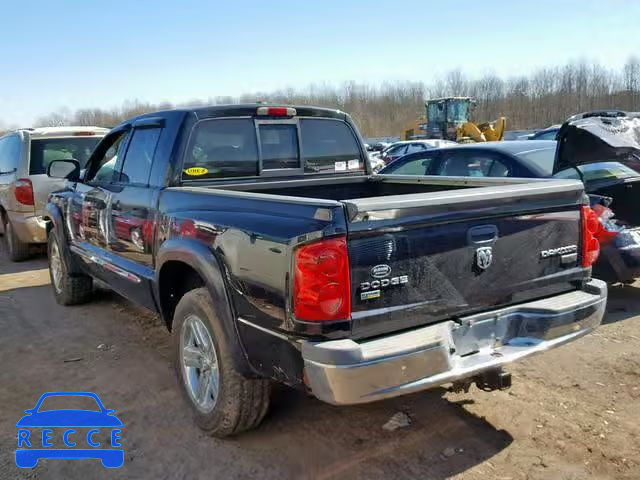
[{"left": 47, "top": 159, "right": 81, "bottom": 181}]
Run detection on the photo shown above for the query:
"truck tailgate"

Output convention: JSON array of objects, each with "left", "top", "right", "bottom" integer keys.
[{"left": 343, "top": 179, "right": 587, "bottom": 338}]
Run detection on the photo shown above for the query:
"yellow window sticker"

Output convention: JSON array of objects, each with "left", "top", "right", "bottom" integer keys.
[{"left": 184, "top": 167, "right": 209, "bottom": 176}]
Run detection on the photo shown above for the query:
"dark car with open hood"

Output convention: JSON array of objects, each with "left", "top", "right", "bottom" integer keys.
[{"left": 380, "top": 114, "right": 640, "bottom": 284}]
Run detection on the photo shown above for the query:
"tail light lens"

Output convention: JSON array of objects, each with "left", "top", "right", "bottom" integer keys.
[
  {"left": 293, "top": 236, "right": 351, "bottom": 322},
  {"left": 591, "top": 204, "right": 620, "bottom": 245},
  {"left": 14, "top": 178, "right": 34, "bottom": 206},
  {"left": 256, "top": 106, "right": 297, "bottom": 116},
  {"left": 581, "top": 206, "right": 601, "bottom": 267}
]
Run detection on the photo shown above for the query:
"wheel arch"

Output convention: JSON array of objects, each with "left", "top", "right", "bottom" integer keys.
[{"left": 156, "top": 238, "right": 255, "bottom": 376}]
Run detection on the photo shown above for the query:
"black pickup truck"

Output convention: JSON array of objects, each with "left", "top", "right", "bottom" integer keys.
[{"left": 44, "top": 104, "right": 607, "bottom": 436}]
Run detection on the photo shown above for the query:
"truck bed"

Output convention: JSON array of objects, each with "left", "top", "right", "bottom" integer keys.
[
  {"left": 173, "top": 175, "right": 586, "bottom": 339},
  {"left": 208, "top": 174, "right": 533, "bottom": 201}
]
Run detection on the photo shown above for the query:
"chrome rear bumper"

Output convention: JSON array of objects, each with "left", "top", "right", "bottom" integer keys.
[{"left": 302, "top": 279, "right": 607, "bottom": 405}]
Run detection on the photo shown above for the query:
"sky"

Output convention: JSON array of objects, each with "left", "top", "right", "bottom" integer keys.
[{"left": 0, "top": 0, "right": 639, "bottom": 127}]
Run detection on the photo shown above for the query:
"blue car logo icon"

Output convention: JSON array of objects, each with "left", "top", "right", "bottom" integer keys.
[{"left": 16, "top": 391, "right": 123, "bottom": 468}]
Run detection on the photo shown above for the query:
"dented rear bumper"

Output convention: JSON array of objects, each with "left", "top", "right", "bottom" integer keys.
[{"left": 302, "top": 279, "right": 607, "bottom": 405}]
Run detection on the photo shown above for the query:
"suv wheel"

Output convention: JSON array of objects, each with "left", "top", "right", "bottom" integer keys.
[
  {"left": 47, "top": 231, "right": 93, "bottom": 305},
  {"left": 4, "top": 219, "right": 31, "bottom": 262},
  {"left": 173, "top": 288, "right": 270, "bottom": 437}
]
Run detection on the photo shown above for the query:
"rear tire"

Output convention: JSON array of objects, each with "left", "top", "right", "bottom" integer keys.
[
  {"left": 47, "top": 231, "right": 93, "bottom": 305},
  {"left": 4, "top": 219, "right": 31, "bottom": 262},
  {"left": 173, "top": 288, "right": 270, "bottom": 437}
]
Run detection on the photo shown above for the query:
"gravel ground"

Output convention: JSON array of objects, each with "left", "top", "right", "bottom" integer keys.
[{"left": 0, "top": 251, "right": 638, "bottom": 480}]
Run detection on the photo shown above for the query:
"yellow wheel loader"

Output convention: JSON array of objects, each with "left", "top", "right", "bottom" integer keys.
[{"left": 422, "top": 97, "right": 506, "bottom": 143}]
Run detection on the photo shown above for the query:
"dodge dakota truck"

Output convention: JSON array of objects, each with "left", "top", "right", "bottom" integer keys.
[{"left": 43, "top": 104, "right": 607, "bottom": 436}]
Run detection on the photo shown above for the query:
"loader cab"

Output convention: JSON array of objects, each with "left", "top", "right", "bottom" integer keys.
[{"left": 425, "top": 97, "right": 473, "bottom": 140}]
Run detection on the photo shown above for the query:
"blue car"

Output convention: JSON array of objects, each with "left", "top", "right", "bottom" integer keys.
[{"left": 16, "top": 391, "right": 123, "bottom": 468}]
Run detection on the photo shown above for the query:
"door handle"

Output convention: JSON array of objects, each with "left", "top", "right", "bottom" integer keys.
[{"left": 467, "top": 225, "right": 499, "bottom": 245}]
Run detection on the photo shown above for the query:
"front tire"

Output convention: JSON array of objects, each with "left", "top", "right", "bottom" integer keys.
[
  {"left": 48, "top": 231, "right": 93, "bottom": 305},
  {"left": 173, "top": 288, "right": 270, "bottom": 437}
]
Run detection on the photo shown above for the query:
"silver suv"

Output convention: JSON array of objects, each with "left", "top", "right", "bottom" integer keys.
[{"left": 0, "top": 127, "right": 107, "bottom": 261}]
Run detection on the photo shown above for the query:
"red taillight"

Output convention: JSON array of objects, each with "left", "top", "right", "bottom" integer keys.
[
  {"left": 591, "top": 204, "right": 619, "bottom": 244},
  {"left": 73, "top": 131, "right": 97, "bottom": 136},
  {"left": 14, "top": 178, "right": 34, "bottom": 206},
  {"left": 293, "top": 236, "right": 351, "bottom": 322},
  {"left": 581, "top": 206, "right": 600, "bottom": 267},
  {"left": 256, "top": 106, "right": 297, "bottom": 117}
]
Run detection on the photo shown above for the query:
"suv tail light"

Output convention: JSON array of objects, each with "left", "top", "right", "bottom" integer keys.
[
  {"left": 293, "top": 236, "right": 351, "bottom": 322},
  {"left": 14, "top": 178, "right": 34, "bottom": 206},
  {"left": 581, "top": 206, "right": 600, "bottom": 267}
]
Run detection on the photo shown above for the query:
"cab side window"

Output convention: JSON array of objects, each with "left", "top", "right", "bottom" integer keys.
[
  {"left": 87, "top": 132, "right": 130, "bottom": 183},
  {"left": 116, "top": 128, "right": 161, "bottom": 185}
]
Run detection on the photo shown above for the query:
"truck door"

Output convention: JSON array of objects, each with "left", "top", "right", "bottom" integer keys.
[
  {"left": 104, "top": 119, "right": 164, "bottom": 310},
  {"left": 70, "top": 129, "right": 131, "bottom": 284}
]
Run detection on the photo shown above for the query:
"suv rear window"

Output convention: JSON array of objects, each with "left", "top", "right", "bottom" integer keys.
[
  {"left": 29, "top": 137, "right": 102, "bottom": 175},
  {"left": 183, "top": 117, "right": 363, "bottom": 180}
]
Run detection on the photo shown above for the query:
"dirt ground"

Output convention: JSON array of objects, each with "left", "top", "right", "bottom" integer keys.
[{"left": 0, "top": 250, "right": 639, "bottom": 480}]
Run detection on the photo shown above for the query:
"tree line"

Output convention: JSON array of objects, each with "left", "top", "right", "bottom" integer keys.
[{"left": 29, "top": 57, "right": 640, "bottom": 138}]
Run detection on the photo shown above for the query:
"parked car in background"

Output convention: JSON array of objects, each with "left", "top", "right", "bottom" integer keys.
[
  {"left": 380, "top": 139, "right": 457, "bottom": 165},
  {"left": 567, "top": 110, "right": 628, "bottom": 122},
  {"left": 44, "top": 104, "right": 605, "bottom": 436},
  {"left": 379, "top": 140, "right": 556, "bottom": 177},
  {"left": 368, "top": 153, "right": 386, "bottom": 173},
  {"left": 0, "top": 127, "right": 107, "bottom": 260},
  {"left": 380, "top": 131, "right": 640, "bottom": 284},
  {"left": 370, "top": 142, "right": 390, "bottom": 152},
  {"left": 528, "top": 125, "right": 561, "bottom": 141}
]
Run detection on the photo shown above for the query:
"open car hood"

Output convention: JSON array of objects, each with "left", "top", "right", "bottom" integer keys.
[{"left": 554, "top": 116, "right": 640, "bottom": 174}]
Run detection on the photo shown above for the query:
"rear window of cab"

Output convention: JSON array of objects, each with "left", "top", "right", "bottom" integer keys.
[{"left": 182, "top": 118, "right": 364, "bottom": 180}]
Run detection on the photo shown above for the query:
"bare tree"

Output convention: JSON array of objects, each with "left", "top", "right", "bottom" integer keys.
[{"left": 22, "top": 57, "right": 640, "bottom": 136}]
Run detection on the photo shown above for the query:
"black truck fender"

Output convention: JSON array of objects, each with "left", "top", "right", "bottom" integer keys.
[
  {"left": 43, "top": 202, "right": 84, "bottom": 276},
  {"left": 155, "top": 238, "right": 257, "bottom": 377}
]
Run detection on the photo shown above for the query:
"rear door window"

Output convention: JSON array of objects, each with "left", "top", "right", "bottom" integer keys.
[
  {"left": 29, "top": 137, "right": 100, "bottom": 174},
  {"left": 515, "top": 147, "right": 556, "bottom": 175},
  {"left": 437, "top": 151, "right": 511, "bottom": 177},
  {"left": 117, "top": 127, "right": 162, "bottom": 185},
  {"left": 405, "top": 143, "right": 427, "bottom": 155}
]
